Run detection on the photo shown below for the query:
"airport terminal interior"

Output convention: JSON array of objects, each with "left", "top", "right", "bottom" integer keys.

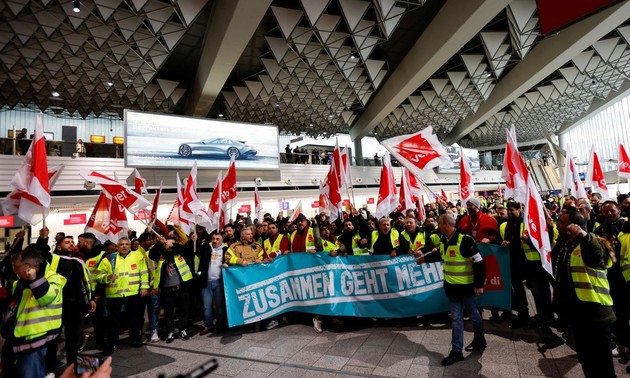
[{"left": 2, "top": 0, "right": 630, "bottom": 377}]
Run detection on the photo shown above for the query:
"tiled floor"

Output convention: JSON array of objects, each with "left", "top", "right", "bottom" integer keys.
[{"left": 102, "top": 314, "right": 629, "bottom": 378}]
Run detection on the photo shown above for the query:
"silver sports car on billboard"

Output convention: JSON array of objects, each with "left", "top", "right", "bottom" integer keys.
[{"left": 178, "top": 138, "right": 257, "bottom": 159}]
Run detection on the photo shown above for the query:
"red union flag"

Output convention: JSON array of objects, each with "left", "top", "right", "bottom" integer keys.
[
  {"left": 134, "top": 168, "right": 148, "bottom": 195},
  {"left": 85, "top": 192, "right": 112, "bottom": 243},
  {"left": 80, "top": 170, "right": 150, "bottom": 214},
  {"left": 459, "top": 156, "right": 475, "bottom": 204},
  {"left": 619, "top": 143, "right": 630, "bottom": 180},
  {"left": 149, "top": 180, "right": 162, "bottom": 223},
  {"left": 585, "top": 145, "right": 610, "bottom": 199},
  {"left": 562, "top": 145, "right": 587, "bottom": 199},
  {"left": 381, "top": 127, "right": 450, "bottom": 178},
  {"left": 501, "top": 126, "right": 528, "bottom": 203},
  {"left": 287, "top": 200, "right": 303, "bottom": 224},
  {"left": 254, "top": 185, "right": 263, "bottom": 221},
  {"left": 375, "top": 154, "right": 398, "bottom": 219},
  {"left": 222, "top": 156, "right": 237, "bottom": 211},
  {"left": 398, "top": 168, "right": 416, "bottom": 213},
  {"left": 524, "top": 179, "right": 552, "bottom": 276}
]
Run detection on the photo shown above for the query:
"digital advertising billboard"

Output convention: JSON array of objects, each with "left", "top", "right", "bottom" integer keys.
[
  {"left": 438, "top": 146, "right": 481, "bottom": 173},
  {"left": 125, "top": 110, "right": 280, "bottom": 170}
]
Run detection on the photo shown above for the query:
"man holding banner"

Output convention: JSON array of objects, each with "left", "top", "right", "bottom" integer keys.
[{"left": 422, "top": 213, "right": 486, "bottom": 366}]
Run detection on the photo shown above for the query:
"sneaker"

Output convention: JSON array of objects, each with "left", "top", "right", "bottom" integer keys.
[
  {"left": 166, "top": 332, "right": 175, "bottom": 344},
  {"left": 150, "top": 330, "right": 159, "bottom": 343},
  {"left": 265, "top": 320, "right": 279, "bottom": 330},
  {"left": 45, "top": 373, "right": 55, "bottom": 378},
  {"left": 178, "top": 330, "right": 190, "bottom": 340},
  {"left": 312, "top": 318, "right": 323, "bottom": 333}
]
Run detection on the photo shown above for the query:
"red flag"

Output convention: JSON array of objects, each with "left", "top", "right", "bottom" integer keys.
[
  {"left": 562, "top": 145, "right": 587, "bottom": 199},
  {"left": 322, "top": 163, "right": 342, "bottom": 222},
  {"left": 134, "top": 168, "right": 148, "bottom": 195},
  {"left": 85, "top": 192, "right": 111, "bottom": 243},
  {"left": 199, "top": 172, "right": 222, "bottom": 234},
  {"left": 318, "top": 180, "right": 328, "bottom": 214},
  {"left": 149, "top": 180, "right": 162, "bottom": 223},
  {"left": 175, "top": 173, "right": 191, "bottom": 234},
  {"left": 408, "top": 173, "right": 422, "bottom": 203},
  {"left": 381, "top": 127, "right": 451, "bottom": 178},
  {"left": 585, "top": 145, "right": 610, "bottom": 199},
  {"left": 501, "top": 126, "right": 529, "bottom": 203},
  {"left": 3, "top": 165, "right": 64, "bottom": 220},
  {"left": 221, "top": 156, "right": 237, "bottom": 211},
  {"left": 459, "top": 155, "right": 475, "bottom": 204},
  {"left": 524, "top": 179, "right": 553, "bottom": 276},
  {"left": 416, "top": 197, "right": 426, "bottom": 222},
  {"left": 287, "top": 201, "right": 303, "bottom": 224},
  {"left": 497, "top": 184, "right": 502, "bottom": 197},
  {"left": 375, "top": 154, "right": 398, "bottom": 219},
  {"left": 440, "top": 186, "right": 448, "bottom": 202},
  {"left": 5, "top": 113, "right": 51, "bottom": 224},
  {"left": 620, "top": 143, "right": 630, "bottom": 180},
  {"left": 80, "top": 170, "right": 151, "bottom": 214},
  {"left": 332, "top": 140, "right": 347, "bottom": 190},
  {"left": 108, "top": 198, "right": 129, "bottom": 242},
  {"left": 181, "top": 161, "right": 205, "bottom": 223},
  {"left": 398, "top": 168, "right": 416, "bottom": 213},
  {"left": 254, "top": 184, "right": 263, "bottom": 221}
]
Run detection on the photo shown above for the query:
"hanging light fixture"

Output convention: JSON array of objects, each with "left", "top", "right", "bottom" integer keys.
[{"left": 73, "top": 0, "right": 80, "bottom": 13}]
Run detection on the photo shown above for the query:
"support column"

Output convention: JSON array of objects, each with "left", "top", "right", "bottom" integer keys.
[{"left": 354, "top": 137, "right": 363, "bottom": 166}]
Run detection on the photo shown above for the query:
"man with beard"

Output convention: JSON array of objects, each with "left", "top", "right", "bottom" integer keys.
[
  {"left": 368, "top": 218, "right": 400, "bottom": 257},
  {"left": 222, "top": 224, "right": 237, "bottom": 247},
  {"left": 594, "top": 200, "right": 630, "bottom": 357},
  {"left": 36, "top": 229, "right": 93, "bottom": 369},
  {"left": 400, "top": 216, "right": 435, "bottom": 256},
  {"left": 457, "top": 198, "right": 498, "bottom": 244},
  {"left": 290, "top": 214, "right": 317, "bottom": 253},
  {"left": 619, "top": 194, "right": 630, "bottom": 218},
  {"left": 553, "top": 207, "right": 616, "bottom": 378},
  {"left": 336, "top": 208, "right": 369, "bottom": 256},
  {"left": 498, "top": 202, "right": 553, "bottom": 333},
  {"left": 262, "top": 221, "right": 289, "bottom": 259}
]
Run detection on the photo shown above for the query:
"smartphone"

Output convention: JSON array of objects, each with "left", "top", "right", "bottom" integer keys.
[{"left": 75, "top": 353, "right": 105, "bottom": 375}]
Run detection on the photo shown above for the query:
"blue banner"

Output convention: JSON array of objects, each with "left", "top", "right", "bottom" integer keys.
[{"left": 223, "top": 244, "right": 511, "bottom": 327}]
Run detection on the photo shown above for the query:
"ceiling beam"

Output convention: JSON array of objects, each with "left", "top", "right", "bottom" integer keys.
[
  {"left": 348, "top": 0, "right": 510, "bottom": 141},
  {"left": 185, "top": 0, "right": 273, "bottom": 117},
  {"left": 444, "top": 0, "right": 630, "bottom": 145}
]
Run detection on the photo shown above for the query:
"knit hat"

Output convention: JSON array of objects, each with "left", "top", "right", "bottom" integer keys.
[{"left": 467, "top": 197, "right": 481, "bottom": 209}]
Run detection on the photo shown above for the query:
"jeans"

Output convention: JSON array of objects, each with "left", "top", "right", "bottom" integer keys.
[
  {"left": 448, "top": 294, "right": 484, "bottom": 353},
  {"left": 202, "top": 280, "right": 226, "bottom": 329},
  {"left": 139, "top": 294, "right": 160, "bottom": 333},
  {"left": 15, "top": 346, "right": 47, "bottom": 378}
]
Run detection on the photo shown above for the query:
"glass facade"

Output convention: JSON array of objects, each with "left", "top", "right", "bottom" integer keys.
[{"left": 561, "top": 94, "right": 630, "bottom": 173}]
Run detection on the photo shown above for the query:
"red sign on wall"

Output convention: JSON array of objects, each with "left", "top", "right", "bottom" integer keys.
[
  {"left": 134, "top": 210, "right": 150, "bottom": 221},
  {"left": 238, "top": 204, "right": 251, "bottom": 213},
  {"left": 63, "top": 213, "right": 87, "bottom": 225},
  {"left": 311, "top": 201, "right": 320, "bottom": 208},
  {"left": 367, "top": 198, "right": 375, "bottom": 204},
  {"left": 0, "top": 216, "right": 14, "bottom": 227}
]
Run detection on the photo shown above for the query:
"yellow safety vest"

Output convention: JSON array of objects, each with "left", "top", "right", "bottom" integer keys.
[
  {"left": 104, "top": 251, "right": 149, "bottom": 298},
  {"left": 290, "top": 228, "right": 316, "bottom": 252},
  {"left": 12, "top": 269, "right": 66, "bottom": 352},
  {"left": 370, "top": 230, "right": 400, "bottom": 251},
  {"left": 49, "top": 253, "right": 92, "bottom": 299},
  {"left": 351, "top": 233, "right": 369, "bottom": 255},
  {"left": 321, "top": 239, "right": 339, "bottom": 252},
  {"left": 153, "top": 254, "right": 193, "bottom": 288},
  {"left": 401, "top": 230, "right": 427, "bottom": 251},
  {"left": 85, "top": 251, "right": 108, "bottom": 292},
  {"left": 499, "top": 222, "right": 539, "bottom": 261},
  {"left": 440, "top": 234, "right": 474, "bottom": 285},
  {"left": 618, "top": 232, "right": 630, "bottom": 282},
  {"left": 430, "top": 233, "right": 441, "bottom": 247},
  {"left": 570, "top": 244, "right": 613, "bottom": 306},
  {"left": 264, "top": 234, "right": 286, "bottom": 256}
]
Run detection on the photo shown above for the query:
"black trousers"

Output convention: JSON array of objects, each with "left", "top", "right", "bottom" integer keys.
[
  {"left": 45, "top": 301, "right": 85, "bottom": 369},
  {"left": 512, "top": 264, "right": 553, "bottom": 325},
  {"left": 161, "top": 285, "right": 190, "bottom": 334},
  {"left": 572, "top": 322, "right": 615, "bottom": 378},
  {"left": 107, "top": 295, "right": 140, "bottom": 347}
]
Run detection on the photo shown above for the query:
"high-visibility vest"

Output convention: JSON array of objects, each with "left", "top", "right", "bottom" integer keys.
[
  {"left": 440, "top": 234, "right": 474, "bottom": 285},
  {"left": 12, "top": 269, "right": 66, "bottom": 352},
  {"left": 194, "top": 255, "right": 200, "bottom": 275},
  {"left": 351, "top": 233, "right": 368, "bottom": 255},
  {"left": 618, "top": 232, "right": 630, "bottom": 282},
  {"left": 290, "top": 228, "right": 316, "bottom": 252},
  {"left": 136, "top": 246, "right": 156, "bottom": 287},
  {"left": 321, "top": 239, "right": 339, "bottom": 252},
  {"left": 499, "top": 222, "right": 539, "bottom": 261},
  {"left": 153, "top": 254, "right": 193, "bottom": 288},
  {"left": 401, "top": 230, "right": 427, "bottom": 251},
  {"left": 264, "top": 234, "right": 286, "bottom": 256},
  {"left": 570, "top": 244, "right": 613, "bottom": 306},
  {"left": 370, "top": 230, "right": 400, "bottom": 251},
  {"left": 49, "top": 253, "right": 92, "bottom": 300},
  {"left": 430, "top": 233, "right": 441, "bottom": 247},
  {"left": 104, "top": 251, "right": 149, "bottom": 298},
  {"left": 85, "top": 251, "right": 108, "bottom": 291}
]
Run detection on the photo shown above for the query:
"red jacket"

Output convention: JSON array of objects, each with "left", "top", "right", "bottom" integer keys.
[{"left": 458, "top": 212, "right": 499, "bottom": 243}]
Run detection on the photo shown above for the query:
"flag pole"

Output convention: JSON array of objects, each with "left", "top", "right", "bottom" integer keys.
[{"left": 42, "top": 210, "right": 46, "bottom": 229}]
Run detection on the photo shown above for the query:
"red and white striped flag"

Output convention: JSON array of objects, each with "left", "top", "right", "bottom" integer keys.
[
  {"left": 80, "top": 170, "right": 150, "bottom": 214},
  {"left": 562, "top": 145, "right": 587, "bottom": 199},
  {"left": 254, "top": 184, "right": 263, "bottom": 222},
  {"left": 85, "top": 192, "right": 112, "bottom": 243},
  {"left": 524, "top": 179, "right": 553, "bottom": 276},
  {"left": 375, "top": 154, "right": 398, "bottom": 219},
  {"left": 459, "top": 155, "right": 475, "bottom": 204},
  {"left": 287, "top": 200, "right": 303, "bottom": 224},
  {"left": 381, "top": 127, "right": 451, "bottom": 178},
  {"left": 398, "top": 168, "right": 416, "bottom": 213},
  {"left": 619, "top": 143, "right": 630, "bottom": 180},
  {"left": 4, "top": 113, "right": 51, "bottom": 225},
  {"left": 501, "top": 126, "right": 528, "bottom": 203},
  {"left": 585, "top": 145, "right": 610, "bottom": 199}
]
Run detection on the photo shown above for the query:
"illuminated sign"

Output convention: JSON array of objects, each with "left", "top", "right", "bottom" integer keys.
[{"left": 90, "top": 135, "right": 106, "bottom": 143}]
